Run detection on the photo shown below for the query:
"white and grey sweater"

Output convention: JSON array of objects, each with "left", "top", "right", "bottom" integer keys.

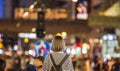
[{"left": 42, "top": 52, "right": 74, "bottom": 71}]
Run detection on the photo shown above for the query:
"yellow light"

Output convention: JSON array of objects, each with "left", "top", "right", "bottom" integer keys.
[
  {"left": 29, "top": 5, "right": 34, "bottom": 9},
  {"left": 29, "top": 8, "right": 34, "bottom": 12},
  {"left": 31, "top": 28, "right": 36, "bottom": 32},
  {"left": 20, "top": 8, "right": 24, "bottom": 13},
  {"left": 24, "top": 38, "right": 29, "bottom": 43},
  {"left": 99, "top": 39, "right": 103, "bottom": 44},
  {"left": 56, "top": 33, "right": 61, "bottom": 36},
  {"left": 81, "top": 6, "right": 86, "bottom": 10},
  {"left": 61, "top": 32, "right": 67, "bottom": 36},
  {"left": 99, "top": 12, "right": 104, "bottom": 16},
  {"left": 0, "top": 42, "right": 3, "bottom": 48},
  {"left": 77, "top": 7, "right": 81, "bottom": 12},
  {"left": 23, "top": 12, "right": 29, "bottom": 17},
  {"left": 37, "top": 8, "right": 42, "bottom": 12},
  {"left": 60, "top": 9, "right": 66, "bottom": 12},
  {"left": 46, "top": 8, "right": 51, "bottom": 12},
  {"left": 82, "top": 43, "right": 90, "bottom": 50}
]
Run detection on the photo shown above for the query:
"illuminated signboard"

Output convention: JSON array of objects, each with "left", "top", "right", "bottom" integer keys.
[
  {"left": 0, "top": 0, "right": 4, "bottom": 19},
  {"left": 14, "top": 8, "right": 68, "bottom": 20},
  {"left": 76, "top": 0, "right": 88, "bottom": 20},
  {"left": 18, "top": 33, "right": 37, "bottom": 39}
]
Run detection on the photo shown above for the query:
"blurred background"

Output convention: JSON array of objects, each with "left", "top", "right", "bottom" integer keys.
[{"left": 0, "top": 0, "right": 120, "bottom": 71}]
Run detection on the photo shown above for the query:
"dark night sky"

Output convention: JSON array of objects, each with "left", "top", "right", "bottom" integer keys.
[
  {"left": 18, "top": 0, "right": 68, "bottom": 8},
  {"left": 19, "top": 0, "right": 34, "bottom": 7}
]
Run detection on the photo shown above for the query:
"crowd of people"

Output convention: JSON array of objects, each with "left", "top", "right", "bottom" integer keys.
[
  {"left": 0, "top": 35, "right": 120, "bottom": 71},
  {"left": 72, "top": 55, "right": 120, "bottom": 71}
]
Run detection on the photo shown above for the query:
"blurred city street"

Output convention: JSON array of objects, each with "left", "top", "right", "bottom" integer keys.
[{"left": 0, "top": 0, "right": 120, "bottom": 71}]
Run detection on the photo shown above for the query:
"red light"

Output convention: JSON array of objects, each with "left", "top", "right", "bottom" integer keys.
[{"left": 76, "top": 42, "right": 82, "bottom": 48}]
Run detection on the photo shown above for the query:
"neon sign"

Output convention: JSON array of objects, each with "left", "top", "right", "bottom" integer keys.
[{"left": 76, "top": 1, "right": 88, "bottom": 20}]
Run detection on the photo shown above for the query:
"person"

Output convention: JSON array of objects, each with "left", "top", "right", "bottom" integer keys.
[
  {"left": 24, "top": 64, "right": 37, "bottom": 71},
  {"left": 111, "top": 58, "right": 120, "bottom": 71},
  {"left": 34, "top": 56, "right": 44, "bottom": 71},
  {"left": 0, "top": 59, "right": 6, "bottom": 71},
  {"left": 72, "top": 55, "right": 76, "bottom": 69},
  {"left": 93, "top": 57, "right": 104, "bottom": 71},
  {"left": 84, "top": 58, "right": 90, "bottom": 71},
  {"left": 42, "top": 35, "right": 74, "bottom": 71}
]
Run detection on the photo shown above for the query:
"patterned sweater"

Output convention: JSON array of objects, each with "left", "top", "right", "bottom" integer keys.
[{"left": 42, "top": 52, "right": 74, "bottom": 71}]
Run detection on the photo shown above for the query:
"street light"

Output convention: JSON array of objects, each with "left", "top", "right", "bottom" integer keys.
[
  {"left": 29, "top": 1, "right": 37, "bottom": 12},
  {"left": 72, "top": 0, "right": 78, "bottom": 2}
]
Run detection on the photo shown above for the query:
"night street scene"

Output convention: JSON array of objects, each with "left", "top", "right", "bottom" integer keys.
[{"left": 0, "top": 0, "right": 120, "bottom": 71}]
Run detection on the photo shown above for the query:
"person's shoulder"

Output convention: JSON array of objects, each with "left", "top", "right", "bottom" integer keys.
[
  {"left": 53, "top": 52, "right": 66, "bottom": 54},
  {"left": 44, "top": 53, "right": 50, "bottom": 58}
]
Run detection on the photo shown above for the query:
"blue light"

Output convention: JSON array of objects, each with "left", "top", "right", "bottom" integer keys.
[{"left": 0, "top": 0, "right": 4, "bottom": 19}]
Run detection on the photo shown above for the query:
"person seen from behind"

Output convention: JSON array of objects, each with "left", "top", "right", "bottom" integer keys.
[{"left": 42, "top": 35, "right": 74, "bottom": 71}]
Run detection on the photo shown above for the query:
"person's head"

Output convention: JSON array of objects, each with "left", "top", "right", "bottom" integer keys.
[
  {"left": 0, "top": 59, "right": 6, "bottom": 71},
  {"left": 24, "top": 64, "right": 36, "bottom": 71},
  {"left": 51, "top": 35, "right": 65, "bottom": 52}
]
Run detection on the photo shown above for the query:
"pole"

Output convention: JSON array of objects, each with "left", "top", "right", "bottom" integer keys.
[
  {"left": 72, "top": 2, "right": 76, "bottom": 20},
  {"left": 36, "top": 1, "right": 46, "bottom": 39}
]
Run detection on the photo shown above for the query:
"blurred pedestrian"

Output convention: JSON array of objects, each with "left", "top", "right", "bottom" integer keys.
[
  {"left": 111, "top": 58, "right": 120, "bottom": 71},
  {"left": 42, "top": 35, "right": 74, "bottom": 71},
  {"left": 93, "top": 57, "right": 104, "bottom": 71},
  {"left": 14, "top": 56, "right": 21, "bottom": 71},
  {"left": 0, "top": 59, "right": 6, "bottom": 71},
  {"left": 103, "top": 61, "right": 109, "bottom": 71},
  {"left": 21, "top": 54, "right": 29, "bottom": 71},
  {"left": 84, "top": 58, "right": 90, "bottom": 71},
  {"left": 6, "top": 57, "right": 16, "bottom": 71},
  {"left": 24, "top": 64, "right": 37, "bottom": 71},
  {"left": 34, "top": 56, "right": 44, "bottom": 71},
  {"left": 72, "top": 55, "right": 77, "bottom": 70},
  {"left": 77, "top": 55, "right": 84, "bottom": 71},
  {"left": 108, "top": 58, "right": 115, "bottom": 71}
]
